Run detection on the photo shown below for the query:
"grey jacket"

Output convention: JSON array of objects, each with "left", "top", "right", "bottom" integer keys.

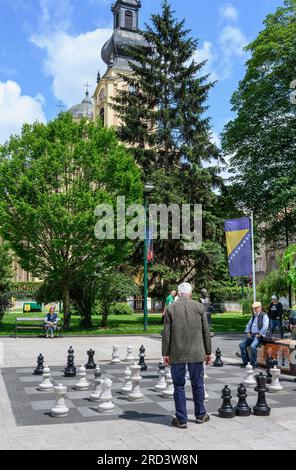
[{"left": 162, "top": 298, "right": 212, "bottom": 364}]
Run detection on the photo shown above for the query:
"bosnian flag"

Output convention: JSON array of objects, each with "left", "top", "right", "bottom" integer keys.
[
  {"left": 224, "top": 217, "right": 252, "bottom": 277},
  {"left": 147, "top": 228, "right": 154, "bottom": 262}
]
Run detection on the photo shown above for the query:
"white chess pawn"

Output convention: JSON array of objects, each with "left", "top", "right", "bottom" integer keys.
[
  {"left": 121, "top": 367, "right": 133, "bottom": 395},
  {"left": 97, "top": 379, "right": 116, "bottom": 413},
  {"left": 38, "top": 365, "right": 54, "bottom": 392},
  {"left": 89, "top": 366, "right": 102, "bottom": 401},
  {"left": 124, "top": 346, "right": 134, "bottom": 362},
  {"left": 75, "top": 365, "right": 90, "bottom": 391},
  {"left": 111, "top": 345, "right": 121, "bottom": 364},
  {"left": 128, "top": 363, "right": 144, "bottom": 401},
  {"left": 155, "top": 364, "right": 167, "bottom": 391},
  {"left": 51, "top": 383, "right": 69, "bottom": 418},
  {"left": 162, "top": 368, "right": 174, "bottom": 398},
  {"left": 243, "top": 363, "right": 256, "bottom": 387},
  {"left": 269, "top": 367, "right": 283, "bottom": 393}
]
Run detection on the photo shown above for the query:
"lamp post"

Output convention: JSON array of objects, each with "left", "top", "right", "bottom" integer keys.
[{"left": 143, "top": 182, "right": 154, "bottom": 332}]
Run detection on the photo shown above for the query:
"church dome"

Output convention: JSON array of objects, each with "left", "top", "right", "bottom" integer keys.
[{"left": 68, "top": 91, "right": 94, "bottom": 120}]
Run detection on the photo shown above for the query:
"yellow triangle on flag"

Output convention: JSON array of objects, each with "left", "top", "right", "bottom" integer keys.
[{"left": 225, "top": 229, "right": 249, "bottom": 256}]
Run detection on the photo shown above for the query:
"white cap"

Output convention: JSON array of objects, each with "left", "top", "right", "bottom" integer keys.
[{"left": 178, "top": 282, "right": 192, "bottom": 296}]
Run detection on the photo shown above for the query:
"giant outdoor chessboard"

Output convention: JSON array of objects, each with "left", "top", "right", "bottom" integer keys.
[{"left": 2, "top": 361, "right": 296, "bottom": 427}]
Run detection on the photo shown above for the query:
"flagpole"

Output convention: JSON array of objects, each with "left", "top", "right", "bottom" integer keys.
[{"left": 251, "top": 212, "right": 256, "bottom": 303}]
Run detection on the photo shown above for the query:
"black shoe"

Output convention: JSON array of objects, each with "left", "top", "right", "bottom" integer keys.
[
  {"left": 195, "top": 414, "right": 210, "bottom": 424},
  {"left": 172, "top": 417, "right": 187, "bottom": 429},
  {"left": 240, "top": 364, "right": 247, "bottom": 368}
]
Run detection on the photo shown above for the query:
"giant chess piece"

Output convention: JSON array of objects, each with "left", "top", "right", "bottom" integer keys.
[
  {"left": 218, "top": 385, "right": 235, "bottom": 418},
  {"left": 124, "top": 346, "right": 134, "bottom": 363},
  {"left": 38, "top": 365, "right": 54, "bottom": 392},
  {"left": 128, "top": 363, "right": 144, "bottom": 401},
  {"left": 266, "top": 355, "right": 273, "bottom": 385},
  {"left": 213, "top": 348, "right": 224, "bottom": 367},
  {"left": 121, "top": 366, "right": 133, "bottom": 395},
  {"left": 111, "top": 345, "right": 121, "bottom": 364},
  {"left": 138, "top": 345, "right": 147, "bottom": 371},
  {"left": 75, "top": 365, "right": 90, "bottom": 391},
  {"left": 235, "top": 383, "right": 251, "bottom": 417},
  {"left": 64, "top": 346, "right": 76, "bottom": 377},
  {"left": 89, "top": 366, "right": 102, "bottom": 401},
  {"left": 85, "top": 349, "right": 96, "bottom": 370},
  {"left": 51, "top": 383, "right": 69, "bottom": 418},
  {"left": 155, "top": 362, "right": 167, "bottom": 392},
  {"left": 97, "top": 379, "right": 116, "bottom": 413},
  {"left": 268, "top": 367, "right": 283, "bottom": 393},
  {"left": 253, "top": 373, "right": 271, "bottom": 416},
  {"left": 34, "top": 353, "right": 44, "bottom": 376},
  {"left": 243, "top": 363, "right": 256, "bottom": 388},
  {"left": 162, "top": 368, "right": 174, "bottom": 399}
]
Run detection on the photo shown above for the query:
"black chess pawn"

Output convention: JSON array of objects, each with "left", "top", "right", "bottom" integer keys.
[
  {"left": 213, "top": 348, "right": 224, "bottom": 367},
  {"left": 64, "top": 346, "right": 77, "bottom": 377},
  {"left": 85, "top": 349, "right": 96, "bottom": 370},
  {"left": 266, "top": 355, "right": 273, "bottom": 384},
  {"left": 218, "top": 385, "right": 235, "bottom": 418},
  {"left": 138, "top": 345, "right": 147, "bottom": 371},
  {"left": 253, "top": 373, "right": 271, "bottom": 416},
  {"left": 34, "top": 353, "right": 44, "bottom": 375},
  {"left": 235, "top": 383, "right": 251, "bottom": 417}
]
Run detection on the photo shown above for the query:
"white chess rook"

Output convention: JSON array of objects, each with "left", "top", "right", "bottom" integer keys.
[
  {"left": 111, "top": 345, "right": 121, "bottom": 364},
  {"left": 51, "top": 383, "right": 69, "bottom": 418},
  {"left": 75, "top": 365, "right": 90, "bottom": 391},
  {"left": 124, "top": 346, "right": 134, "bottom": 362},
  {"left": 121, "top": 367, "right": 133, "bottom": 395},
  {"left": 269, "top": 367, "right": 283, "bottom": 393},
  {"left": 243, "top": 363, "right": 256, "bottom": 387},
  {"left": 97, "top": 379, "right": 116, "bottom": 413},
  {"left": 155, "top": 366, "right": 167, "bottom": 392},
  {"left": 89, "top": 366, "right": 102, "bottom": 401},
  {"left": 128, "top": 363, "right": 144, "bottom": 401},
  {"left": 162, "top": 368, "right": 174, "bottom": 399},
  {"left": 38, "top": 365, "right": 54, "bottom": 392}
]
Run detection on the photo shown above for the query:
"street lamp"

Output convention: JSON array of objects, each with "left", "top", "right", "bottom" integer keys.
[{"left": 143, "top": 182, "right": 154, "bottom": 332}]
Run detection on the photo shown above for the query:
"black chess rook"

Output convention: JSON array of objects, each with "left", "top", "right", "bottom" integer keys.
[{"left": 86, "top": 349, "right": 97, "bottom": 370}]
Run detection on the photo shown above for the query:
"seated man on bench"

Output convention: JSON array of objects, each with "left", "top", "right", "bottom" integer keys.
[
  {"left": 44, "top": 307, "right": 59, "bottom": 338},
  {"left": 239, "top": 301, "right": 269, "bottom": 368}
]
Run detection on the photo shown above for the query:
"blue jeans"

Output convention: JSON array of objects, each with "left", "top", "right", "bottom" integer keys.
[
  {"left": 45, "top": 325, "right": 56, "bottom": 336},
  {"left": 239, "top": 335, "right": 263, "bottom": 367},
  {"left": 171, "top": 363, "right": 206, "bottom": 424},
  {"left": 270, "top": 319, "right": 284, "bottom": 339}
]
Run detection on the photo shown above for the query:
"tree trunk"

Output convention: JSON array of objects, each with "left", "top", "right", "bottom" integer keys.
[{"left": 63, "top": 284, "right": 70, "bottom": 329}]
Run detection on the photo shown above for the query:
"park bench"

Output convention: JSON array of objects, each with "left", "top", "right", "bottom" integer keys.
[
  {"left": 257, "top": 337, "right": 296, "bottom": 377},
  {"left": 14, "top": 317, "right": 63, "bottom": 338}
]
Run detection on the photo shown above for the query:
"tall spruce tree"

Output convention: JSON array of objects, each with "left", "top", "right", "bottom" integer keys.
[{"left": 112, "top": 0, "right": 225, "bottom": 288}]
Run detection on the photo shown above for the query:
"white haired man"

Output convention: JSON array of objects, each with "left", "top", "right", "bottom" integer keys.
[
  {"left": 162, "top": 282, "right": 212, "bottom": 429},
  {"left": 239, "top": 301, "right": 269, "bottom": 368}
]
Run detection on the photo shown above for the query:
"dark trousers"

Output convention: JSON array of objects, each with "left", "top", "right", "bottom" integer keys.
[
  {"left": 270, "top": 319, "right": 284, "bottom": 339},
  {"left": 170, "top": 362, "right": 206, "bottom": 424},
  {"left": 239, "top": 335, "right": 263, "bottom": 367}
]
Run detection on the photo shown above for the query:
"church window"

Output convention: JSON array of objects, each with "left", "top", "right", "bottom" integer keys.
[
  {"left": 100, "top": 107, "right": 105, "bottom": 125},
  {"left": 115, "top": 12, "right": 120, "bottom": 29},
  {"left": 125, "top": 10, "right": 133, "bottom": 30}
]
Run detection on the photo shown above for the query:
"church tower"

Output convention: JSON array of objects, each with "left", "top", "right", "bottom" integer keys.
[{"left": 93, "top": 0, "right": 146, "bottom": 127}]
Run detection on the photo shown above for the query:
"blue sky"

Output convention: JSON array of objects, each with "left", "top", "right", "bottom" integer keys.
[{"left": 0, "top": 0, "right": 284, "bottom": 145}]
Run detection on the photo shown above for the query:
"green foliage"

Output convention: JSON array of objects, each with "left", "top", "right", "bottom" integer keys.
[
  {"left": 0, "top": 243, "right": 13, "bottom": 322},
  {"left": 257, "top": 269, "right": 290, "bottom": 309},
  {"left": 222, "top": 0, "right": 296, "bottom": 245},
  {"left": 109, "top": 302, "right": 134, "bottom": 316},
  {"left": 0, "top": 113, "right": 143, "bottom": 327},
  {"left": 241, "top": 297, "right": 253, "bottom": 316},
  {"left": 281, "top": 244, "right": 296, "bottom": 286},
  {"left": 210, "top": 286, "right": 246, "bottom": 302},
  {"left": 11, "top": 282, "right": 42, "bottom": 300}
]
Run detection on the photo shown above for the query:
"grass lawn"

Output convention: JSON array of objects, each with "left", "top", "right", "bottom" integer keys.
[{"left": 0, "top": 311, "right": 247, "bottom": 336}]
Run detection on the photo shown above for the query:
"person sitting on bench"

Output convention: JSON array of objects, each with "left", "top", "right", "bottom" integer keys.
[
  {"left": 239, "top": 301, "right": 269, "bottom": 368},
  {"left": 44, "top": 307, "right": 58, "bottom": 338}
]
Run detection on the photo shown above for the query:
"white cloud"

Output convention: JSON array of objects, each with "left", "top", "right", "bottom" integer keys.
[
  {"left": 0, "top": 81, "right": 46, "bottom": 144},
  {"left": 31, "top": 28, "right": 112, "bottom": 107},
  {"left": 38, "top": 0, "right": 74, "bottom": 33},
  {"left": 194, "top": 41, "right": 220, "bottom": 81},
  {"left": 220, "top": 4, "right": 239, "bottom": 22},
  {"left": 218, "top": 26, "right": 248, "bottom": 78}
]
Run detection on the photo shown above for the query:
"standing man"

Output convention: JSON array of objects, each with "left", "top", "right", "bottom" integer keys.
[
  {"left": 200, "top": 288, "right": 213, "bottom": 328},
  {"left": 239, "top": 301, "right": 269, "bottom": 368},
  {"left": 162, "top": 282, "right": 212, "bottom": 429},
  {"left": 162, "top": 290, "right": 177, "bottom": 323},
  {"left": 268, "top": 295, "right": 284, "bottom": 339}
]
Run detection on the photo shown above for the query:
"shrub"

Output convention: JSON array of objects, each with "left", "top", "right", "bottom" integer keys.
[{"left": 109, "top": 302, "right": 134, "bottom": 316}]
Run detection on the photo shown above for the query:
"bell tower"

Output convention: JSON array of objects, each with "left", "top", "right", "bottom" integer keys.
[{"left": 112, "top": 0, "right": 141, "bottom": 31}]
